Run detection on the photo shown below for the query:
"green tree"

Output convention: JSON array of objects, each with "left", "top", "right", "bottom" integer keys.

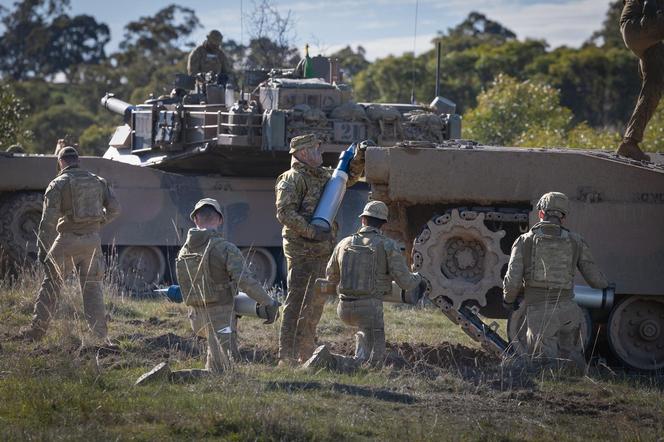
[
  {"left": 464, "top": 74, "right": 572, "bottom": 146},
  {"left": 0, "top": 0, "right": 109, "bottom": 80},
  {"left": 24, "top": 104, "right": 94, "bottom": 153},
  {"left": 79, "top": 124, "right": 114, "bottom": 155},
  {"left": 329, "top": 45, "right": 370, "bottom": 79},
  {"left": 0, "top": 84, "right": 26, "bottom": 148}
]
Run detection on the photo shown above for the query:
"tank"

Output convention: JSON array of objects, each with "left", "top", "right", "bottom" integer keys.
[
  {"left": 0, "top": 56, "right": 458, "bottom": 295},
  {"left": 364, "top": 141, "right": 664, "bottom": 371}
]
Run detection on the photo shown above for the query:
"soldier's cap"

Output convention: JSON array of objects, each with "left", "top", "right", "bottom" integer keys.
[
  {"left": 359, "top": 200, "right": 389, "bottom": 221},
  {"left": 57, "top": 146, "right": 79, "bottom": 160},
  {"left": 190, "top": 198, "right": 223, "bottom": 221},
  {"left": 207, "top": 30, "right": 223, "bottom": 45},
  {"left": 537, "top": 192, "right": 569, "bottom": 216},
  {"left": 289, "top": 134, "right": 321, "bottom": 154}
]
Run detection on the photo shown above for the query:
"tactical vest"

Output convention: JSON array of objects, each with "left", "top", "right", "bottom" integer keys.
[
  {"left": 176, "top": 238, "right": 235, "bottom": 307},
  {"left": 338, "top": 233, "right": 390, "bottom": 297},
  {"left": 295, "top": 167, "right": 330, "bottom": 222},
  {"left": 523, "top": 224, "right": 580, "bottom": 291},
  {"left": 67, "top": 171, "right": 105, "bottom": 223}
]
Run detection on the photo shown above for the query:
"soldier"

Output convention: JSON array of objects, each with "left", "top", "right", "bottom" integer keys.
[
  {"left": 275, "top": 134, "right": 365, "bottom": 366},
  {"left": 137, "top": 198, "right": 280, "bottom": 384},
  {"left": 503, "top": 192, "right": 609, "bottom": 371},
  {"left": 304, "top": 201, "right": 423, "bottom": 370},
  {"left": 617, "top": 0, "right": 664, "bottom": 162},
  {"left": 17, "top": 146, "right": 121, "bottom": 342},
  {"left": 187, "top": 29, "right": 230, "bottom": 79}
]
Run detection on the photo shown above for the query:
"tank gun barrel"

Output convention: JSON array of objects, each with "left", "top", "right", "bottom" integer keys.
[{"left": 101, "top": 93, "right": 135, "bottom": 124}]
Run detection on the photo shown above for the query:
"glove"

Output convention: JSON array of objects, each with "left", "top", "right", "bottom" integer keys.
[
  {"left": 310, "top": 224, "right": 334, "bottom": 242},
  {"left": 358, "top": 139, "right": 375, "bottom": 152},
  {"left": 502, "top": 300, "right": 519, "bottom": 312},
  {"left": 262, "top": 300, "right": 281, "bottom": 325}
]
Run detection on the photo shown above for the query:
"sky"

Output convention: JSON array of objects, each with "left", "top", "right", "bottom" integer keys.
[{"left": 2, "top": 0, "right": 614, "bottom": 60}]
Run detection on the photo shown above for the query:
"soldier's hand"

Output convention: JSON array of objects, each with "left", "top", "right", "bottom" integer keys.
[
  {"left": 262, "top": 300, "right": 281, "bottom": 325},
  {"left": 311, "top": 224, "right": 334, "bottom": 242},
  {"left": 358, "top": 139, "right": 375, "bottom": 152}
]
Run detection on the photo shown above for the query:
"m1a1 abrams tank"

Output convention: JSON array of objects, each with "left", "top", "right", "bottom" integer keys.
[
  {"left": 0, "top": 56, "right": 461, "bottom": 293},
  {"left": 364, "top": 141, "right": 664, "bottom": 371}
]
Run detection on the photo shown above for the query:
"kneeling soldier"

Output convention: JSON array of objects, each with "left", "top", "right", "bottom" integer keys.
[
  {"left": 503, "top": 192, "right": 609, "bottom": 372},
  {"left": 136, "top": 198, "right": 279, "bottom": 384},
  {"left": 304, "top": 201, "right": 423, "bottom": 370}
]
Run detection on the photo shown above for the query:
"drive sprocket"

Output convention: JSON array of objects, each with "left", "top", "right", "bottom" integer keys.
[{"left": 412, "top": 209, "right": 509, "bottom": 309}]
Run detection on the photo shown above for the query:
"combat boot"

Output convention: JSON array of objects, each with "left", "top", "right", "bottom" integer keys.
[
  {"left": 616, "top": 139, "right": 651, "bottom": 162},
  {"left": 135, "top": 362, "right": 171, "bottom": 386}
]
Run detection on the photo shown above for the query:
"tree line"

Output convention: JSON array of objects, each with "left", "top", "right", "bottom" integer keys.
[{"left": 2, "top": 0, "right": 661, "bottom": 154}]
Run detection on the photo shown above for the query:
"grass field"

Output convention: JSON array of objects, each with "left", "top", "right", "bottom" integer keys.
[{"left": 1, "top": 268, "right": 663, "bottom": 441}]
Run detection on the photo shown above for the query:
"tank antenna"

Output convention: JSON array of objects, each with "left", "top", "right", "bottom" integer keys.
[
  {"left": 435, "top": 40, "right": 441, "bottom": 97},
  {"left": 410, "top": 0, "right": 419, "bottom": 104}
]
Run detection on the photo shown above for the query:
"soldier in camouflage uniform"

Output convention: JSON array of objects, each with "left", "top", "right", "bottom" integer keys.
[
  {"left": 136, "top": 198, "right": 280, "bottom": 385},
  {"left": 275, "top": 134, "right": 365, "bottom": 365},
  {"left": 503, "top": 192, "right": 609, "bottom": 371},
  {"left": 179, "top": 198, "right": 279, "bottom": 371},
  {"left": 187, "top": 30, "right": 230, "bottom": 78},
  {"left": 304, "top": 201, "right": 423, "bottom": 370},
  {"left": 19, "top": 147, "right": 121, "bottom": 341},
  {"left": 617, "top": 0, "right": 664, "bottom": 162}
]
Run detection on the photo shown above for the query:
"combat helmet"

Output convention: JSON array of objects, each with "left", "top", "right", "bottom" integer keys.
[
  {"left": 537, "top": 192, "right": 569, "bottom": 217},
  {"left": 359, "top": 200, "right": 389, "bottom": 221}
]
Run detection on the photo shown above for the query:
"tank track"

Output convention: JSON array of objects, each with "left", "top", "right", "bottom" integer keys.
[{"left": 413, "top": 207, "right": 529, "bottom": 357}]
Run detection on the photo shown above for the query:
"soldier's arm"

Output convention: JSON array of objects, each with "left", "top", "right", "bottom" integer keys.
[
  {"left": 325, "top": 242, "right": 342, "bottom": 284},
  {"left": 187, "top": 48, "right": 200, "bottom": 76},
  {"left": 385, "top": 240, "right": 421, "bottom": 291},
  {"left": 101, "top": 179, "right": 121, "bottom": 225},
  {"left": 275, "top": 174, "right": 317, "bottom": 239},
  {"left": 37, "top": 181, "right": 62, "bottom": 253},
  {"left": 577, "top": 237, "right": 609, "bottom": 289},
  {"left": 223, "top": 243, "right": 274, "bottom": 305},
  {"left": 503, "top": 237, "right": 525, "bottom": 303},
  {"left": 346, "top": 147, "right": 365, "bottom": 187}
]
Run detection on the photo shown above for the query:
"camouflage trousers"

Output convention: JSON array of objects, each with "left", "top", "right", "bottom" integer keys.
[
  {"left": 189, "top": 303, "right": 237, "bottom": 372},
  {"left": 279, "top": 247, "right": 328, "bottom": 362},
  {"left": 622, "top": 20, "right": 664, "bottom": 143},
  {"left": 337, "top": 297, "right": 385, "bottom": 365},
  {"left": 31, "top": 232, "right": 106, "bottom": 339},
  {"left": 525, "top": 300, "right": 586, "bottom": 371}
]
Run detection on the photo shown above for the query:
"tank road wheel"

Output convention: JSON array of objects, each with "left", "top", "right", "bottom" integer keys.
[
  {"left": 507, "top": 303, "right": 594, "bottom": 356},
  {"left": 608, "top": 296, "right": 664, "bottom": 371},
  {"left": 0, "top": 192, "right": 44, "bottom": 265},
  {"left": 412, "top": 209, "right": 509, "bottom": 309},
  {"left": 118, "top": 246, "right": 166, "bottom": 294},
  {"left": 240, "top": 247, "right": 277, "bottom": 287}
]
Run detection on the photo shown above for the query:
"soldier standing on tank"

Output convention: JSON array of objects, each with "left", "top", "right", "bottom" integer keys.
[
  {"left": 617, "top": 0, "right": 664, "bottom": 162},
  {"left": 187, "top": 30, "right": 230, "bottom": 79},
  {"left": 136, "top": 198, "right": 279, "bottom": 384},
  {"left": 275, "top": 134, "right": 366, "bottom": 366},
  {"left": 303, "top": 201, "right": 423, "bottom": 370},
  {"left": 502, "top": 192, "right": 609, "bottom": 372},
  {"left": 16, "top": 146, "right": 121, "bottom": 342}
]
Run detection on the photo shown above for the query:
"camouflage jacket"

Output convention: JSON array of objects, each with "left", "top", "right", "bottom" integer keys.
[
  {"left": 275, "top": 150, "right": 365, "bottom": 256},
  {"left": 37, "top": 165, "right": 121, "bottom": 252},
  {"left": 178, "top": 228, "right": 273, "bottom": 306},
  {"left": 503, "top": 221, "right": 609, "bottom": 305},
  {"left": 187, "top": 44, "right": 229, "bottom": 76},
  {"left": 326, "top": 226, "right": 421, "bottom": 299}
]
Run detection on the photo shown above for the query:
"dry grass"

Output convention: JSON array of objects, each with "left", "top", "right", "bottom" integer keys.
[{"left": 1, "top": 264, "right": 663, "bottom": 441}]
